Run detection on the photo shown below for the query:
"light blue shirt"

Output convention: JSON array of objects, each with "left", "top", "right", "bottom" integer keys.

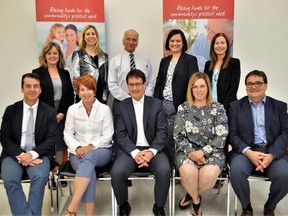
[
  {"left": 242, "top": 96, "right": 267, "bottom": 154},
  {"left": 212, "top": 69, "right": 220, "bottom": 102}
]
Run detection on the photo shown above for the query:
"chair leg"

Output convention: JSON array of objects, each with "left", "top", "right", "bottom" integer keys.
[
  {"left": 234, "top": 189, "right": 238, "bottom": 216},
  {"left": 49, "top": 172, "right": 55, "bottom": 216},
  {"left": 226, "top": 179, "right": 231, "bottom": 216}
]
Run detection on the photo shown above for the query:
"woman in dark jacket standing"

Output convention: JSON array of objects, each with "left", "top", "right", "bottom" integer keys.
[
  {"left": 204, "top": 32, "right": 241, "bottom": 113},
  {"left": 70, "top": 24, "right": 109, "bottom": 104},
  {"left": 32, "top": 41, "right": 74, "bottom": 188},
  {"left": 154, "top": 29, "right": 199, "bottom": 163}
]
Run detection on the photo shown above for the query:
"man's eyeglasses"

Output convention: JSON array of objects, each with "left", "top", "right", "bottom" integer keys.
[
  {"left": 246, "top": 81, "right": 264, "bottom": 88},
  {"left": 127, "top": 83, "right": 144, "bottom": 88}
]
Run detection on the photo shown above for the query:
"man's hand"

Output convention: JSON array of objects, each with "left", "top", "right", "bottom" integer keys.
[
  {"left": 76, "top": 144, "right": 93, "bottom": 158},
  {"left": 16, "top": 153, "right": 33, "bottom": 166},
  {"left": 245, "top": 149, "right": 272, "bottom": 172},
  {"left": 27, "top": 158, "right": 43, "bottom": 166},
  {"left": 134, "top": 150, "right": 154, "bottom": 168}
]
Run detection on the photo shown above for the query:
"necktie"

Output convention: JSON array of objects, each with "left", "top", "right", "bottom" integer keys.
[
  {"left": 25, "top": 107, "right": 34, "bottom": 152},
  {"left": 129, "top": 53, "right": 136, "bottom": 70}
]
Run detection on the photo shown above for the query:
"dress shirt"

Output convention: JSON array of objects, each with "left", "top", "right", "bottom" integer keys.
[
  {"left": 21, "top": 100, "right": 39, "bottom": 159},
  {"left": 108, "top": 51, "right": 156, "bottom": 101},
  {"left": 242, "top": 96, "right": 267, "bottom": 154},
  {"left": 64, "top": 99, "right": 114, "bottom": 154},
  {"left": 130, "top": 96, "right": 158, "bottom": 158}
]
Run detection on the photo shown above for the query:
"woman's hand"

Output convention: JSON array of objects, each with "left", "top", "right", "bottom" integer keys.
[
  {"left": 76, "top": 144, "right": 93, "bottom": 158},
  {"left": 56, "top": 113, "right": 65, "bottom": 123},
  {"left": 188, "top": 150, "right": 205, "bottom": 163}
]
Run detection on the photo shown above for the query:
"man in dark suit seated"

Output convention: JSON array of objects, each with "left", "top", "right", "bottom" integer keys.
[
  {"left": 228, "top": 70, "right": 288, "bottom": 216},
  {"left": 0, "top": 73, "right": 58, "bottom": 215},
  {"left": 111, "top": 69, "right": 171, "bottom": 216}
]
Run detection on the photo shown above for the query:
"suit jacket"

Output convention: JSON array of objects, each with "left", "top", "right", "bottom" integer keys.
[
  {"left": 229, "top": 96, "right": 288, "bottom": 160},
  {"left": 113, "top": 96, "right": 167, "bottom": 155},
  {"left": 71, "top": 50, "right": 109, "bottom": 103},
  {"left": 0, "top": 100, "right": 58, "bottom": 166},
  {"left": 204, "top": 58, "right": 241, "bottom": 112},
  {"left": 154, "top": 53, "right": 199, "bottom": 110},
  {"left": 32, "top": 67, "right": 74, "bottom": 115}
]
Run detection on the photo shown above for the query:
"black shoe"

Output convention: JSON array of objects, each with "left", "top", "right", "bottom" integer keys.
[
  {"left": 127, "top": 180, "right": 132, "bottom": 187},
  {"left": 152, "top": 203, "right": 166, "bottom": 216},
  {"left": 119, "top": 201, "right": 131, "bottom": 216},
  {"left": 47, "top": 177, "right": 56, "bottom": 190}
]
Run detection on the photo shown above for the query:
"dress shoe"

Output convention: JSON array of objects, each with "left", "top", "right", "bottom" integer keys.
[
  {"left": 119, "top": 201, "right": 131, "bottom": 216},
  {"left": 264, "top": 208, "right": 275, "bottom": 216},
  {"left": 152, "top": 203, "right": 166, "bottom": 216},
  {"left": 241, "top": 209, "right": 253, "bottom": 216}
]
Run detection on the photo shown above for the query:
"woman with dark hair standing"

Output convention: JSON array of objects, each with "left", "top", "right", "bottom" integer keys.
[
  {"left": 154, "top": 29, "right": 199, "bottom": 163},
  {"left": 204, "top": 32, "right": 241, "bottom": 113},
  {"left": 32, "top": 41, "right": 74, "bottom": 188},
  {"left": 71, "top": 25, "right": 109, "bottom": 104}
]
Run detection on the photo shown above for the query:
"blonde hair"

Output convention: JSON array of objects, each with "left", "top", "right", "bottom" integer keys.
[
  {"left": 38, "top": 42, "right": 65, "bottom": 69},
  {"left": 186, "top": 72, "right": 213, "bottom": 106},
  {"left": 45, "top": 23, "right": 64, "bottom": 46},
  {"left": 79, "top": 25, "right": 105, "bottom": 55}
]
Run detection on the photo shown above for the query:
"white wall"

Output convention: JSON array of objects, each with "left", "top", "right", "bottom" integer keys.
[{"left": 0, "top": 0, "right": 287, "bottom": 121}]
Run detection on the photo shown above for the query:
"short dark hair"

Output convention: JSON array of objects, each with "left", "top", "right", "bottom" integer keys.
[
  {"left": 126, "top": 69, "right": 146, "bottom": 84},
  {"left": 21, "top": 73, "right": 41, "bottom": 88},
  {"left": 245, "top": 70, "right": 268, "bottom": 84},
  {"left": 165, "top": 29, "right": 188, "bottom": 52}
]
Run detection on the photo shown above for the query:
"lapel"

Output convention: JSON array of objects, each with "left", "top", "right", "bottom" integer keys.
[
  {"left": 15, "top": 101, "right": 24, "bottom": 141},
  {"left": 34, "top": 101, "right": 44, "bottom": 140},
  {"left": 264, "top": 97, "right": 272, "bottom": 142},
  {"left": 173, "top": 53, "right": 185, "bottom": 79},
  {"left": 242, "top": 97, "right": 254, "bottom": 135},
  {"left": 42, "top": 67, "right": 54, "bottom": 94},
  {"left": 143, "top": 96, "right": 151, "bottom": 131},
  {"left": 126, "top": 98, "right": 137, "bottom": 135},
  {"left": 83, "top": 54, "right": 97, "bottom": 68},
  {"left": 162, "top": 55, "right": 172, "bottom": 81}
]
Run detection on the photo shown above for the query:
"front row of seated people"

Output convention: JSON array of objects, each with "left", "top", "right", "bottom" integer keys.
[{"left": 0, "top": 70, "right": 288, "bottom": 216}]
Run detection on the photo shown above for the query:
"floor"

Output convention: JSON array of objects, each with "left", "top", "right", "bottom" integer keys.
[{"left": 0, "top": 178, "right": 288, "bottom": 215}]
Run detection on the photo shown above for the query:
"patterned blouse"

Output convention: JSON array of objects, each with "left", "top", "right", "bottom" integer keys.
[{"left": 174, "top": 101, "right": 228, "bottom": 169}]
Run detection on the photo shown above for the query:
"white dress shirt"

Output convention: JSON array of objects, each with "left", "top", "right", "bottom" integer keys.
[
  {"left": 130, "top": 96, "right": 158, "bottom": 158},
  {"left": 21, "top": 100, "right": 39, "bottom": 159},
  {"left": 108, "top": 51, "right": 156, "bottom": 101},
  {"left": 64, "top": 99, "right": 114, "bottom": 154}
]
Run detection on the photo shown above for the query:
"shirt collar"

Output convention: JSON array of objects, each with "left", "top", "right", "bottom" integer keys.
[
  {"left": 23, "top": 100, "right": 39, "bottom": 111},
  {"left": 132, "top": 95, "right": 144, "bottom": 105},
  {"left": 248, "top": 95, "right": 266, "bottom": 106}
]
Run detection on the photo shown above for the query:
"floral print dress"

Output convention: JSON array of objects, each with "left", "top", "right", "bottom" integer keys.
[{"left": 174, "top": 101, "right": 228, "bottom": 169}]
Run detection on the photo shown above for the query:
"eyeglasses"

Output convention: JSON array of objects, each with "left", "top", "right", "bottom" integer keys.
[
  {"left": 191, "top": 85, "right": 206, "bottom": 90},
  {"left": 127, "top": 82, "right": 144, "bottom": 88},
  {"left": 246, "top": 81, "right": 264, "bottom": 88}
]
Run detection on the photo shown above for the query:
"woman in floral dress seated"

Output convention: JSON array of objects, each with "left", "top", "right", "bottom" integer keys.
[{"left": 174, "top": 72, "right": 228, "bottom": 216}]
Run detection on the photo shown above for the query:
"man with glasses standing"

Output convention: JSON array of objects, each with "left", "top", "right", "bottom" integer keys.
[
  {"left": 111, "top": 70, "right": 170, "bottom": 216},
  {"left": 228, "top": 70, "right": 288, "bottom": 216}
]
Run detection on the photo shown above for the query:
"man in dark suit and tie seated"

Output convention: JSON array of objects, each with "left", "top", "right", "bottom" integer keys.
[
  {"left": 229, "top": 70, "right": 288, "bottom": 216},
  {"left": 111, "top": 69, "right": 171, "bottom": 216},
  {"left": 0, "top": 73, "right": 58, "bottom": 215}
]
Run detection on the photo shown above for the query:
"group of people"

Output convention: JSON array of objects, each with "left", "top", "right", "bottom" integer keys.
[{"left": 0, "top": 23, "right": 287, "bottom": 216}]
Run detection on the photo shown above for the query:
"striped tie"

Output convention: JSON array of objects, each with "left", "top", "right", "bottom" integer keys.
[{"left": 129, "top": 53, "right": 136, "bottom": 70}]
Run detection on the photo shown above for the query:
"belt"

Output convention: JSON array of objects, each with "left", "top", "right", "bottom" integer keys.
[{"left": 253, "top": 144, "right": 268, "bottom": 149}]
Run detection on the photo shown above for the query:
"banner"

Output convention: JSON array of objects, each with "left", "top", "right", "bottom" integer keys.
[
  {"left": 163, "top": 0, "right": 234, "bottom": 71},
  {"left": 35, "top": 0, "right": 106, "bottom": 70}
]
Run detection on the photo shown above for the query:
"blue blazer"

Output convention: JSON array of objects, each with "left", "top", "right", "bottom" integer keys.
[
  {"left": 229, "top": 96, "right": 288, "bottom": 160},
  {"left": 0, "top": 100, "right": 58, "bottom": 165},
  {"left": 154, "top": 53, "right": 199, "bottom": 110},
  {"left": 113, "top": 96, "right": 167, "bottom": 155}
]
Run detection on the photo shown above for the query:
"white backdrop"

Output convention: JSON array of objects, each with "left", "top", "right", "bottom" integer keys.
[{"left": 0, "top": 0, "right": 287, "bottom": 120}]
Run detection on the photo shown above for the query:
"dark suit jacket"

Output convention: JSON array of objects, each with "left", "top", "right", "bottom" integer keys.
[
  {"left": 32, "top": 67, "right": 74, "bottom": 115},
  {"left": 0, "top": 100, "right": 58, "bottom": 166},
  {"left": 229, "top": 96, "right": 288, "bottom": 160},
  {"left": 113, "top": 96, "right": 167, "bottom": 155},
  {"left": 154, "top": 53, "right": 199, "bottom": 110},
  {"left": 204, "top": 58, "right": 240, "bottom": 113}
]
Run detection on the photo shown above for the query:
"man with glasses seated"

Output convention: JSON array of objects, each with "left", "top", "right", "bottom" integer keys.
[
  {"left": 228, "top": 70, "right": 288, "bottom": 216},
  {"left": 111, "top": 69, "right": 171, "bottom": 216}
]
